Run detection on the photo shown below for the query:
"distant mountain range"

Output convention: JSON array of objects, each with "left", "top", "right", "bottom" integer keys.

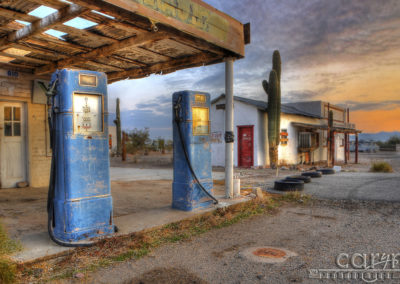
[{"left": 350, "top": 131, "right": 400, "bottom": 142}]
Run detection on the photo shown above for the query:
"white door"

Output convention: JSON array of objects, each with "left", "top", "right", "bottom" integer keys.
[{"left": 0, "top": 102, "right": 26, "bottom": 188}]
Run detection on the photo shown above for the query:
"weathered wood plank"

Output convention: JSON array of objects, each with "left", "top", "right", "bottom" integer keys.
[
  {"left": 99, "top": 0, "right": 245, "bottom": 56},
  {"left": 107, "top": 52, "right": 218, "bottom": 81},
  {"left": 0, "top": 51, "right": 50, "bottom": 65},
  {"left": 26, "top": 0, "right": 67, "bottom": 10},
  {"left": 0, "top": 4, "right": 89, "bottom": 50},
  {"left": 35, "top": 31, "right": 168, "bottom": 74}
]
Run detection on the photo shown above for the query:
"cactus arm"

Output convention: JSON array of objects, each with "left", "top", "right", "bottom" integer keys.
[{"left": 262, "top": 80, "right": 269, "bottom": 94}]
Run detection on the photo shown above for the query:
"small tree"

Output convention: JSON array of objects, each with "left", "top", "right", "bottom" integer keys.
[
  {"left": 157, "top": 137, "right": 165, "bottom": 154},
  {"left": 387, "top": 136, "right": 400, "bottom": 146},
  {"left": 126, "top": 128, "right": 151, "bottom": 154}
]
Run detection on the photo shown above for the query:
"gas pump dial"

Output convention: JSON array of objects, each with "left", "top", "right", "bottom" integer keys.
[{"left": 73, "top": 93, "right": 103, "bottom": 133}]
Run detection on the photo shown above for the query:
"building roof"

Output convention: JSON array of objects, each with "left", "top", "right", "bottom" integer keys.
[
  {"left": 211, "top": 94, "right": 322, "bottom": 118},
  {"left": 0, "top": 0, "right": 247, "bottom": 83}
]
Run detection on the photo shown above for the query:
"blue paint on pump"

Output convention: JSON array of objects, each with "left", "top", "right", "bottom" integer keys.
[
  {"left": 172, "top": 91, "right": 214, "bottom": 211},
  {"left": 50, "top": 69, "right": 114, "bottom": 243}
]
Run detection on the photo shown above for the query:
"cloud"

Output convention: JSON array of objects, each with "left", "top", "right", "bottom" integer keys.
[
  {"left": 109, "top": 95, "right": 173, "bottom": 138},
  {"left": 106, "top": 0, "right": 400, "bottom": 134},
  {"left": 339, "top": 100, "right": 400, "bottom": 111}
]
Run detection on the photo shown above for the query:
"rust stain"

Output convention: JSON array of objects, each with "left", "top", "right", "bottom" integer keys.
[{"left": 252, "top": 248, "right": 286, "bottom": 258}]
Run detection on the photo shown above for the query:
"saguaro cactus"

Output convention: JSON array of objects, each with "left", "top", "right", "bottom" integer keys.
[
  {"left": 262, "top": 50, "right": 282, "bottom": 167},
  {"left": 114, "top": 98, "right": 122, "bottom": 156}
]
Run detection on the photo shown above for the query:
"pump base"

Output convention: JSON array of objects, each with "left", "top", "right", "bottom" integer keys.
[
  {"left": 172, "top": 181, "right": 214, "bottom": 211},
  {"left": 52, "top": 225, "right": 115, "bottom": 243},
  {"left": 52, "top": 195, "right": 114, "bottom": 242}
]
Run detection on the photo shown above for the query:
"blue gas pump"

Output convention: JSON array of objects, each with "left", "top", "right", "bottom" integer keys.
[
  {"left": 46, "top": 69, "right": 115, "bottom": 246},
  {"left": 172, "top": 91, "right": 218, "bottom": 211}
]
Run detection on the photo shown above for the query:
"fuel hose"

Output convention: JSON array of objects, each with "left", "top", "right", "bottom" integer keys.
[{"left": 173, "top": 96, "right": 218, "bottom": 204}]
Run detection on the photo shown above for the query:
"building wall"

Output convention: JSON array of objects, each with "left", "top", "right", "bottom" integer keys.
[
  {"left": 28, "top": 103, "right": 51, "bottom": 187},
  {"left": 0, "top": 69, "right": 51, "bottom": 188},
  {"left": 278, "top": 114, "right": 327, "bottom": 165},
  {"left": 211, "top": 98, "right": 347, "bottom": 167},
  {"left": 210, "top": 99, "right": 264, "bottom": 167}
]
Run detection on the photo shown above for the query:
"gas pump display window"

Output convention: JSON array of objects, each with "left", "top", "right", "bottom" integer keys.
[
  {"left": 192, "top": 107, "right": 209, "bottom": 135},
  {"left": 73, "top": 93, "right": 103, "bottom": 134}
]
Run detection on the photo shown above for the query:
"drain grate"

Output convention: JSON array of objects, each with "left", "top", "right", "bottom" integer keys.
[
  {"left": 240, "top": 246, "right": 297, "bottom": 263},
  {"left": 252, "top": 247, "right": 287, "bottom": 258}
]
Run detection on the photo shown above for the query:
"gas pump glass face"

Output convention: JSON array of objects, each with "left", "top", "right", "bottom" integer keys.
[
  {"left": 73, "top": 93, "right": 103, "bottom": 134},
  {"left": 192, "top": 107, "right": 209, "bottom": 135}
]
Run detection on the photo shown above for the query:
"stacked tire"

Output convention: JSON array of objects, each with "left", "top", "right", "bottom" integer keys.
[{"left": 273, "top": 168, "right": 335, "bottom": 192}]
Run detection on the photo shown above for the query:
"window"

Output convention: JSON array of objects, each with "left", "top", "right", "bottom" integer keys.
[
  {"left": 299, "top": 132, "right": 319, "bottom": 148},
  {"left": 4, "top": 106, "right": 21, "bottom": 136},
  {"left": 299, "top": 132, "right": 311, "bottom": 148},
  {"left": 192, "top": 107, "right": 209, "bottom": 135}
]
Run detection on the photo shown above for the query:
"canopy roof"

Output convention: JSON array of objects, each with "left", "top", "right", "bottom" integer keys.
[{"left": 0, "top": 0, "right": 248, "bottom": 83}]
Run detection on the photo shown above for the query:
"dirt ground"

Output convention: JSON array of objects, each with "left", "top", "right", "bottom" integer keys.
[
  {"left": 0, "top": 151, "right": 397, "bottom": 241},
  {"left": 66, "top": 199, "right": 400, "bottom": 284},
  {"left": 0, "top": 180, "right": 225, "bottom": 240}
]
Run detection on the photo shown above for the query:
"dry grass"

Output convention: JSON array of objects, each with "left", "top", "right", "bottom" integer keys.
[
  {"left": 18, "top": 192, "right": 311, "bottom": 282},
  {"left": 370, "top": 161, "right": 393, "bottom": 173},
  {"left": 0, "top": 222, "right": 21, "bottom": 284}
]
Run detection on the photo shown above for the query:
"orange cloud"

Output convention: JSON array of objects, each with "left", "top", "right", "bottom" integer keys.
[{"left": 350, "top": 107, "right": 400, "bottom": 133}]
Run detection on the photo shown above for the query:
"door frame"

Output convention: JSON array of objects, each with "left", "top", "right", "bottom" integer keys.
[
  {"left": 0, "top": 99, "right": 28, "bottom": 188},
  {"left": 237, "top": 125, "right": 254, "bottom": 168}
]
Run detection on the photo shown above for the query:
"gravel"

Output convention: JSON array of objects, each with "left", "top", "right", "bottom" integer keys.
[{"left": 67, "top": 199, "right": 400, "bottom": 284}]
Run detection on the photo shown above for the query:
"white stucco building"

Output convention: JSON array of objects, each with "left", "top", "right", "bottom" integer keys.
[{"left": 211, "top": 95, "right": 358, "bottom": 167}]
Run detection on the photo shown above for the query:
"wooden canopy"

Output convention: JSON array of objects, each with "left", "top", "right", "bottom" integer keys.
[{"left": 0, "top": 0, "right": 248, "bottom": 83}]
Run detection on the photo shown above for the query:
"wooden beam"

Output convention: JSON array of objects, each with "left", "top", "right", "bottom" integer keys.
[
  {"left": 35, "top": 31, "right": 168, "bottom": 74},
  {"left": 0, "top": 4, "right": 89, "bottom": 50},
  {"left": 0, "top": 7, "right": 37, "bottom": 23},
  {"left": 107, "top": 53, "right": 218, "bottom": 82},
  {"left": 11, "top": 43, "right": 68, "bottom": 60},
  {"left": 26, "top": 0, "right": 68, "bottom": 10},
  {"left": 100, "top": 0, "right": 245, "bottom": 57},
  {"left": 68, "top": 0, "right": 153, "bottom": 30},
  {"left": 110, "top": 54, "right": 147, "bottom": 67},
  {"left": 52, "top": 24, "right": 118, "bottom": 45},
  {"left": 0, "top": 52, "right": 50, "bottom": 65},
  {"left": 0, "top": 7, "right": 119, "bottom": 47}
]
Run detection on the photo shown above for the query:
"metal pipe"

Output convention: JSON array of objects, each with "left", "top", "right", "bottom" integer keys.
[
  {"left": 327, "top": 103, "right": 330, "bottom": 167},
  {"left": 355, "top": 133, "right": 359, "bottom": 164},
  {"left": 225, "top": 58, "right": 234, "bottom": 198}
]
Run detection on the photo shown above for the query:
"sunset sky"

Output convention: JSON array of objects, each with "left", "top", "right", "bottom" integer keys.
[{"left": 108, "top": 0, "right": 400, "bottom": 138}]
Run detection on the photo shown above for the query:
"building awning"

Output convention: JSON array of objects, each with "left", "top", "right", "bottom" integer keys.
[
  {"left": 0, "top": 0, "right": 248, "bottom": 83},
  {"left": 292, "top": 122, "right": 362, "bottom": 134},
  {"left": 292, "top": 122, "right": 328, "bottom": 130}
]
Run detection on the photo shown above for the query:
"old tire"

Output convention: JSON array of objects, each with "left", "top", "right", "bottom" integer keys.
[
  {"left": 286, "top": 175, "right": 312, "bottom": 183},
  {"left": 301, "top": 171, "right": 322, "bottom": 178},
  {"left": 317, "top": 168, "right": 335, "bottom": 175},
  {"left": 274, "top": 180, "right": 304, "bottom": 191}
]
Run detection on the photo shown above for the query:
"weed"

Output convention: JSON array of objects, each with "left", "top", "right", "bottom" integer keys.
[
  {"left": 370, "top": 161, "right": 393, "bottom": 173},
  {"left": 0, "top": 258, "right": 17, "bottom": 284},
  {"left": 0, "top": 222, "right": 21, "bottom": 284}
]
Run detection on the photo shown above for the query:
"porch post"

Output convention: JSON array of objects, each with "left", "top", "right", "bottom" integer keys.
[
  {"left": 225, "top": 58, "right": 234, "bottom": 198},
  {"left": 331, "top": 132, "right": 335, "bottom": 166},
  {"left": 355, "top": 133, "right": 359, "bottom": 164},
  {"left": 344, "top": 133, "right": 348, "bottom": 164}
]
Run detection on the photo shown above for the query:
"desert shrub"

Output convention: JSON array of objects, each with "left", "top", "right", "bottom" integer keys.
[
  {"left": 370, "top": 161, "right": 393, "bottom": 173},
  {"left": 126, "top": 128, "right": 151, "bottom": 154}
]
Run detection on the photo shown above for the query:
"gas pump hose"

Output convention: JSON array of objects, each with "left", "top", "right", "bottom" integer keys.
[{"left": 174, "top": 96, "right": 218, "bottom": 205}]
